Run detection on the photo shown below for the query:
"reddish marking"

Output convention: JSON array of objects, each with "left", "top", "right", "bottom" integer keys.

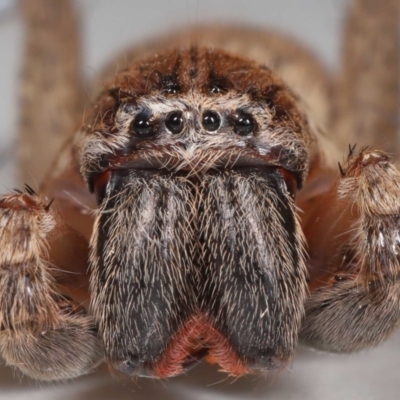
[
  {"left": 0, "top": 194, "right": 41, "bottom": 211},
  {"left": 152, "top": 314, "right": 249, "bottom": 378},
  {"left": 277, "top": 167, "right": 297, "bottom": 197},
  {"left": 94, "top": 170, "right": 112, "bottom": 202}
]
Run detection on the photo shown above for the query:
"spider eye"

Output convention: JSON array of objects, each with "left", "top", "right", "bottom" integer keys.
[
  {"left": 165, "top": 111, "right": 184, "bottom": 134},
  {"left": 210, "top": 86, "right": 222, "bottom": 94},
  {"left": 234, "top": 112, "right": 255, "bottom": 136},
  {"left": 163, "top": 84, "right": 180, "bottom": 95},
  {"left": 130, "top": 112, "right": 155, "bottom": 138},
  {"left": 202, "top": 110, "right": 221, "bottom": 131}
]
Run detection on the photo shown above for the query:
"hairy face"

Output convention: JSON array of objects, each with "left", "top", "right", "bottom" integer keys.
[{"left": 81, "top": 48, "right": 309, "bottom": 377}]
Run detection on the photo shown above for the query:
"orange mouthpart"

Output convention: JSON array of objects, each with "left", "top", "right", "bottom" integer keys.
[{"left": 152, "top": 314, "right": 249, "bottom": 378}]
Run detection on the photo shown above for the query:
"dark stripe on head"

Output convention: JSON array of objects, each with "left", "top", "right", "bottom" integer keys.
[
  {"left": 158, "top": 51, "right": 182, "bottom": 94},
  {"left": 189, "top": 46, "right": 199, "bottom": 80}
]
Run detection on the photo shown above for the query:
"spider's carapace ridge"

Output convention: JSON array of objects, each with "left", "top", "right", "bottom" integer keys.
[{"left": 0, "top": 0, "right": 399, "bottom": 381}]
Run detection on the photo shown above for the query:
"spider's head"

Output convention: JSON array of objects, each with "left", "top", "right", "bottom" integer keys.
[
  {"left": 82, "top": 48, "right": 309, "bottom": 378},
  {"left": 82, "top": 48, "right": 311, "bottom": 199}
]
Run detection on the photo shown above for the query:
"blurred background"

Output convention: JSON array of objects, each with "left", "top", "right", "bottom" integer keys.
[{"left": 0, "top": 0, "right": 399, "bottom": 399}]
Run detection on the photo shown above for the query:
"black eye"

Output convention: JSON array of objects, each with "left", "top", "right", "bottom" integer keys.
[
  {"left": 165, "top": 111, "right": 184, "bottom": 134},
  {"left": 130, "top": 112, "right": 155, "bottom": 138},
  {"left": 234, "top": 112, "right": 255, "bottom": 136},
  {"left": 202, "top": 110, "right": 221, "bottom": 131},
  {"left": 210, "top": 86, "right": 222, "bottom": 94},
  {"left": 163, "top": 84, "right": 180, "bottom": 95}
]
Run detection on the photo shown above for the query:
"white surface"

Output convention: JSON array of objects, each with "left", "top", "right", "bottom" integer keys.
[{"left": 1, "top": 1, "right": 400, "bottom": 399}]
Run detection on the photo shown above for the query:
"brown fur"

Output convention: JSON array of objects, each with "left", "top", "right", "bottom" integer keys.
[{"left": 0, "top": 0, "right": 398, "bottom": 383}]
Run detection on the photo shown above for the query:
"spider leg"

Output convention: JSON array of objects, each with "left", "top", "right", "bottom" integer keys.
[
  {"left": 0, "top": 186, "right": 102, "bottom": 380},
  {"left": 299, "top": 147, "right": 400, "bottom": 352},
  {"left": 333, "top": 0, "right": 400, "bottom": 154},
  {"left": 18, "top": 0, "right": 82, "bottom": 186}
]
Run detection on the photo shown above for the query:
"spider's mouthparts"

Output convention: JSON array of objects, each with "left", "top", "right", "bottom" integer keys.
[
  {"left": 110, "top": 313, "right": 281, "bottom": 378},
  {"left": 90, "top": 150, "right": 299, "bottom": 204},
  {"left": 90, "top": 165, "right": 306, "bottom": 378}
]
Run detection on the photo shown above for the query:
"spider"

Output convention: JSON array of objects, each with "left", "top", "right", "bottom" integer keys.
[{"left": 0, "top": 0, "right": 399, "bottom": 398}]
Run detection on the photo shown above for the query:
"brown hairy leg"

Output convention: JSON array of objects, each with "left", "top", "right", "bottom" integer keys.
[
  {"left": 333, "top": 0, "right": 400, "bottom": 154},
  {"left": 298, "top": 0, "right": 400, "bottom": 351},
  {"left": 18, "top": 0, "right": 83, "bottom": 186},
  {"left": 0, "top": 0, "right": 102, "bottom": 380},
  {"left": 0, "top": 186, "right": 102, "bottom": 380},
  {"left": 299, "top": 147, "right": 400, "bottom": 351}
]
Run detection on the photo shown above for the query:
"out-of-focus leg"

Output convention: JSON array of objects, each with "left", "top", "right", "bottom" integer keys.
[
  {"left": 18, "top": 0, "right": 83, "bottom": 186},
  {"left": 333, "top": 0, "right": 400, "bottom": 154}
]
